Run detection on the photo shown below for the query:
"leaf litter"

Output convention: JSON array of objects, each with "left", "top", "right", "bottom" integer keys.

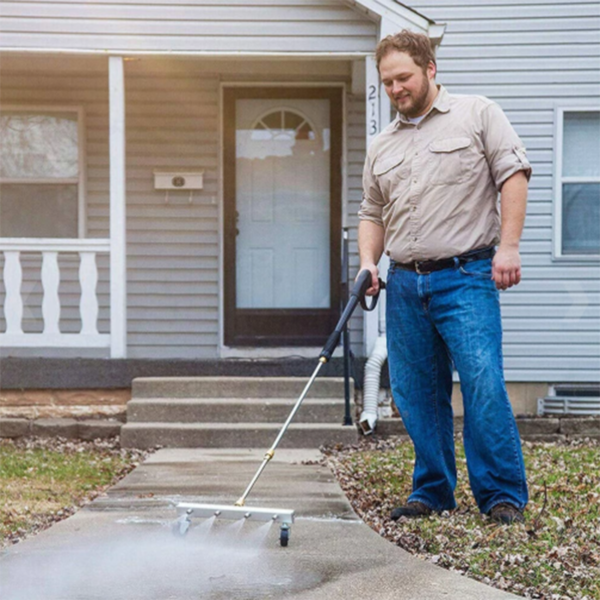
[{"left": 323, "top": 435, "right": 600, "bottom": 600}]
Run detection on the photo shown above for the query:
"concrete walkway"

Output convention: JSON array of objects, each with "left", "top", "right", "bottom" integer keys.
[{"left": 0, "top": 448, "right": 520, "bottom": 600}]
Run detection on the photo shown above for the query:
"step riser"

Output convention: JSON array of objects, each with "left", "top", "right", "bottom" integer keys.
[
  {"left": 121, "top": 426, "right": 358, "bottom": 449},
  {"left": 127, "top": 401, "right": 349, "bottom": 424},
  {"left": 132, "top": 377, "right": 348, "bottom": 399}
]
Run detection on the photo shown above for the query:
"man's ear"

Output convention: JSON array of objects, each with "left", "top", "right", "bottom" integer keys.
[{"left": 427, "top": 61, "right": 437, "bottom": 81}]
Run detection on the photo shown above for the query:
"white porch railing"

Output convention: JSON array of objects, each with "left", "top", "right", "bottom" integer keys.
[{"left": 0, "top": 238, "right": 111, "bottom": 349}]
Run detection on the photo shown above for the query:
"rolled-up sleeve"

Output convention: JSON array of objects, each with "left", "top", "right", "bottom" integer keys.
[
  {"left": 358, "top": 153, "right": 385, "bottom": 226},
  {"left": 482, "top": 101, "right": 532, "bottom": 191}
]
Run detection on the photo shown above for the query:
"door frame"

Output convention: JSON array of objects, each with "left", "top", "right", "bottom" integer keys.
[{"left": 221, "top": 85, "right": 344, "bottom": 348}]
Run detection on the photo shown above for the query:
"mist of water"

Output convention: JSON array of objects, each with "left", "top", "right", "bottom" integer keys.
[{"left": 0, "top": 518, "right": 289, "bottom": 600}]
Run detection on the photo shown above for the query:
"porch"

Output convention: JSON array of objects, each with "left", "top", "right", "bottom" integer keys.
[{"left": 0, "top": 52, "right": 393, "bottom": 359}]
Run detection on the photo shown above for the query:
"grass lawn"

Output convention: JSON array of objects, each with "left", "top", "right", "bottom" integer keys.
[
  {"left": 326, "top": 436, "right": 600, "bottom": 600},
  {"left": 0, "top": 438, "right": 148, "bottom": 547}
]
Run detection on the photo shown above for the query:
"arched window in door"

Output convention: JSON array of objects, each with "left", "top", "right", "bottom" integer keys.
[{"left": 252, "top": 108, "right": 316, "bottom": 141}]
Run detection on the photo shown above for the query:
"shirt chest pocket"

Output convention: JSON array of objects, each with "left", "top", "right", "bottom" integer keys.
[
  {"left": 373, "top": 153, "right": 409, "bottom": 200},
  {"left": 428, "top": 137, "right": 472, "bottom": 186}
]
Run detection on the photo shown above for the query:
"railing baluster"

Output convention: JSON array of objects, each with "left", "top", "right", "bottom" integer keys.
[
  {"left": 41, "top": 251, "right": 60, "bottom": 335},
  {"left": 4, "top": 251, "right": 23, "bottom": 335},
  {"left": 0, "top": 239, "right": 110, "bottom": 348},
  {"left": 79, "top": 251, "right": 99, "bottom": 335}
]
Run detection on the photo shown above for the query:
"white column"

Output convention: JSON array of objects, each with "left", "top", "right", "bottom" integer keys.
[
  {"left": 109, "top": 56, "right": 127, "bottom": 358},
  {"left": 375, "top": 23, "right": 394, "bottom": 340},
  {"left": 365, "top": 55, "right": 380, "bottom": 150},
  {"left": 363, "top": 55, "right": 389, "bottom": 356}
]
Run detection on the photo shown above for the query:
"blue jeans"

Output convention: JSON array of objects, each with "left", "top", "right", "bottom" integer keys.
[{"left": 385, "top": 254, "right": 528, "bottom": 514}]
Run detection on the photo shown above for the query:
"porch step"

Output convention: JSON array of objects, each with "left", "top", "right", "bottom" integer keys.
[
  {"left": 127, "top": 397, "right": 347, "bottom": 424},
  {"left": 131, "top": 376, "right": 347, "bottom": 399},
  {"left": 120, "top": 422, "right": 359, "bottom": 449},
  {"left": 122, "top": 376, "right": 357, "bottom": 449}
]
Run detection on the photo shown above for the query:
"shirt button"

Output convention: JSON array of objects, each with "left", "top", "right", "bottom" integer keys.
[
  {"left": 415, "top": 151, "right": 419, "bottom": 156},
  {"left": 413, "top": 237, "right": 418, "bottom": 242},
  {"left": 412, "top": 206, "right": 417, "bottom": 211},
  {"left": 413, "top": 179, "right": 417, "bottom": 184}
]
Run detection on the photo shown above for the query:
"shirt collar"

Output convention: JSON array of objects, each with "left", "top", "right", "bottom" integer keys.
[{"left": 394, "top": 85, "right": 451, "bottom": 128}]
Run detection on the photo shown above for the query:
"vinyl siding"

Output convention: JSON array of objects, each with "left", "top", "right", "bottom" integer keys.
[
  {"left": 0, "top": 0, "right": 377, "bottom": 54},
  {"left": 0, "top": 54, "right": 354, "bottom": 359},
  {"left": 398, "top": 0, "right": 600, "bottom": 382},
  {"left": 0, "top": 57, "right": 111, "bottom": 358},
  {"left": 346, "top": 93, "right": 367, "bottom": 352}
]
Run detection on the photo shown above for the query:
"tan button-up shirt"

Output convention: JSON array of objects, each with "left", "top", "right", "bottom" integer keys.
[{"left": 359, "top": 85, "right": 532, "bottom": 262}]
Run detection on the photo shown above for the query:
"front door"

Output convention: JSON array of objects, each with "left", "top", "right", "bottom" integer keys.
[{"left": 223, "top": 87, "right": 342, "bottom": 346}]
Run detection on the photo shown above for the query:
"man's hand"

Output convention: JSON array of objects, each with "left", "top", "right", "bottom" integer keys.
[
  {"left": 492, "top": 245, "right": 521, "bottom": 290},
  {"left": 358, "top": 263, "right": 380, "bottom": 296}
]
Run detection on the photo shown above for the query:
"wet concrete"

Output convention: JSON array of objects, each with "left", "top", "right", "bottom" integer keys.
[{"left": 0, "top": 449, "right": 520, "bottom": 599}]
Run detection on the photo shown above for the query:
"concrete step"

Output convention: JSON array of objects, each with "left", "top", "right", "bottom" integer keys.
[
  {"left": 120, "top": 422, "right": 359, "bottom": 449},
  {"left": 127, "top": 397, "right": 351, "bottom": 424},
  {"left": 131, "top": 377, "right": 349, "bottom": 400}
]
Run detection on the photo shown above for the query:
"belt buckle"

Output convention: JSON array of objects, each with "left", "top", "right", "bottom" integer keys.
[{"left": 415, "top": 261, "right": 430, "bottom": 275}]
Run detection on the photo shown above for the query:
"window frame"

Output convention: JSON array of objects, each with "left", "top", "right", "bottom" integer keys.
[
  {"left": 0, "top": 105, "right": 87, "bottom": 239},
  {"left": 553, "top": 106, "right": 600, "bottom": 261}
]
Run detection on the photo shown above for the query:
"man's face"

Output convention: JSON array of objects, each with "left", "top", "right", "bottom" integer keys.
[{"left": 379, "top": 50, "right": 436, "bottom": 118}]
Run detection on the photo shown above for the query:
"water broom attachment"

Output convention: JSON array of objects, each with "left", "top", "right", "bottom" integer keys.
[{"left": 174, "top": 269, "right": 384, "bottom": 546}]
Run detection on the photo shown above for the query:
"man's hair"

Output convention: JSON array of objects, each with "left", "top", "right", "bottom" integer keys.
[{"left": 375, "top": 30, "right": 436, "bottom": 73}]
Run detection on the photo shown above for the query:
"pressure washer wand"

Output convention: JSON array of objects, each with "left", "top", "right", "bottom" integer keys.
[
  {"left": 234, "top": 269, "right": 384, "bottom": 507},
  {"left": 234, "top": 360, "right": 325, "bottom": 507}
]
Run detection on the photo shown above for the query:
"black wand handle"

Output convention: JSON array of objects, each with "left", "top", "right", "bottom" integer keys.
[{"left": 319, "top": 270, "right": 385, "bottom": 362}]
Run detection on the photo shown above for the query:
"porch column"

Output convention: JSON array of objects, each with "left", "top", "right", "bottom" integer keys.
[
  {"left": 109, "top": 56, "right": 127, "bottom": 358},
  {"left": 364, "top": 35, "right": 394, "bottom": 356},
  {"left": 364, "top": 54, "right": 381, "bottom": 356}
]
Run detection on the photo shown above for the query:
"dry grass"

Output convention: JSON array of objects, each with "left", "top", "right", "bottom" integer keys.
[{"left": 325, "top": 436, "right": 600, "bottom": 600}]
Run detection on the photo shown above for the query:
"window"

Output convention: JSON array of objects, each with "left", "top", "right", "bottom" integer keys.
[
  {"left": 555, "top": 108, "right": 600, "bottom": 258},
  {"left": 0, "top": 107, "right": 85, "bottom": 238},
  {"left": 252, "top": 109, "right": 316, "bottom": 142}
]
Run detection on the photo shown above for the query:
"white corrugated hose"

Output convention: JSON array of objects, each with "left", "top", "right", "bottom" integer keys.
[{"left": 358, "top": 334, "right": 388, "bottom": 435}]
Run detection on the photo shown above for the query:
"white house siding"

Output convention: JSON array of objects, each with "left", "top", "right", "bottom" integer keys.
[
  {"left": 0, "top": 0, "right": 377, "bottom": 54},
  {"left": 401, "top": 0, "right": 600, "bottom": 382}
]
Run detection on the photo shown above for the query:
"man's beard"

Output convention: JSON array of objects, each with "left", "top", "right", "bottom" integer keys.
[{"left": 395, "top": 75, "right": 430, "bottom": 118}]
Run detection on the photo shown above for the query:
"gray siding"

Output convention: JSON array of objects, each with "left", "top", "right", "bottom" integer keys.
[
  {"left": 0, "top": 56, "right": 111, "bottom": 358},
  {"left": 346, "top": 93, "right": 367, "bottom": 351},
  {"left": 395, "top": 0, "right": 600, "bottom": 382},
  {"left": 123, "top": 59, "right": 220, "bottom": 358},
  {"left": 0, "top": 54, "right": 354, "bottom": 359},
  {"left": 0, "top": 0, "right": 376, "bottom": 54}
]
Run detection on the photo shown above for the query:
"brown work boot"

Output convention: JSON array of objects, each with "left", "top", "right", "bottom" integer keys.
[
  {"left": 488, "top": 503, "right": 524, "bottom": 525},
  {"left": 390, "top": 501, "right": 433, "bottom": 521}
]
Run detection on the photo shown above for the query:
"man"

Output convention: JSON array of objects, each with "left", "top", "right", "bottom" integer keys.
[{"left": 358, "top": 30, "right": 531, "bottom": 525}]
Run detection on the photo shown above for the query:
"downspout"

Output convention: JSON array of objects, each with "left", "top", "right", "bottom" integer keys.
[{"left": 358, "top": 266, "right": 388, "bottom": 435}]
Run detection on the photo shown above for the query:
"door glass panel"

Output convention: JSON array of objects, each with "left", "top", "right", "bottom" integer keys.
[{"left": 236, "top": 99, "right": 331, "bottom": 309}]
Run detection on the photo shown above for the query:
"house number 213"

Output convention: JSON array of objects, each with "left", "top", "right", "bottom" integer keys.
[{"left": 368, "top": 84, "right": 379, "bottom": 137}]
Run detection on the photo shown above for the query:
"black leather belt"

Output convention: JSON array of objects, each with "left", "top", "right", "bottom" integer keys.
[{"left": 394, "top": 247, "right": 495, "bottom": 275}]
